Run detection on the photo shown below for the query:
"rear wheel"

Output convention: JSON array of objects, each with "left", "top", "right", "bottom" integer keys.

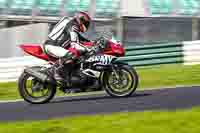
[
  {"left": 18, "top": 67, "right": 56, "bottom": 104},
  {"left": 103, "top": 64, "right": 138, "bottom": 97}
]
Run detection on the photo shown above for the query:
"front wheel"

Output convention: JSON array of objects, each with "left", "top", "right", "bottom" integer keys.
[
  {"left": 18, "top": 67, "right": 56, "bottom": 104},
  {"left": 103, "top": 64, "right": 138, "bottom": 97}
]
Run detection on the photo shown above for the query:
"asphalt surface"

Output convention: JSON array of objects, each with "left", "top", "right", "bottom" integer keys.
[{"left": 1, "top": 86, "right": 200, "bottom": 122}]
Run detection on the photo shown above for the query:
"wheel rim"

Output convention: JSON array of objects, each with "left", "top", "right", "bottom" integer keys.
[
  {"left": 23, "top": 76, "right": 52, "bottom": 102},
  {"left": 107, "top": 68, "right": 135, "bottom": 95}
]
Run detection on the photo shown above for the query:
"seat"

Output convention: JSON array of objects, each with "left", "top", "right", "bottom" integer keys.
[
  {"left": 36, "top": 0, "right": 50, "bottom": 15},
  {"left": 148, "top": 0, "right": 172, "bottom": 15},
  {"left": 48, "top": 0, "right": 63, "bottom": 15},
  {"left": 95, "top": 0, "right": 106, "bottom": 14},
  {"left": 149, "top": 0, "right": 161, "bottom": 14},
  {"left": 105, "top": 0, "right": 120, "bottom": 16},
  {"left": 37, "top": 0, "right": 62, "bottom": 16},
  {"left": 0, "top": 0, "right": 8, "bottom": 14},
  {"left": 95, "top": 0, "right": 119, "bottom": 17},
  {"left": 162, "top": 0, "right": 172, "bottom": 14},
  {"left": 9, "top": 0, "right": 35, "bottom": 15},
  {"left": 0, "top": 0, "right": 7, "bottom": 9},
  {"left": 64, "top": 0, "right": 80, "bottom": 16},
  {"left": 79, "top": 0, "right": 90, "bottom": 11},
  {"left": 177, "top": 0, "right": 200, "bottom": 15}
]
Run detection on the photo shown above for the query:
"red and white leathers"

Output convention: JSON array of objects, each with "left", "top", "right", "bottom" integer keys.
[{"left": 43, "top": 16, "right": 90, "bottom": 60}]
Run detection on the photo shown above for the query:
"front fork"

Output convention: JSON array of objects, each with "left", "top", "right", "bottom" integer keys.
[
  {"left": 112, "top": 65, "right": 120, "bottom": 80},
  {"left": 99, "top": 64, "right": 120, "bottom": 88}
]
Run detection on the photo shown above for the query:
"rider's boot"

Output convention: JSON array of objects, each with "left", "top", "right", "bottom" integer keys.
[
  {"left": 53, "top": 58, "right": 67, "bottom": 81},
  {"left": 54, "top": 66, "right": 64, "bottom": 81},
  {"left": 53, "top": 57, "right": 73, "bottom": 86}
]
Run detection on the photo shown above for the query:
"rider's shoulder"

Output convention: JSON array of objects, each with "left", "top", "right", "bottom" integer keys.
[{"left": 59, "top": 16, "right": 70, "bottom": 21}]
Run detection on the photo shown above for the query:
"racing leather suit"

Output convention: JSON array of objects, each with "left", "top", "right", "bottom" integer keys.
[
  {"left": 43, "top": 17, "right": 90, "bottom": 60},
  {"left": 43, "top": 17, "right": 92, "bottom": 81}
]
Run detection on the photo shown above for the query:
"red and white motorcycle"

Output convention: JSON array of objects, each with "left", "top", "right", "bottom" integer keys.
[{"left": 18, "top": 34, "right": 138, "bottom": 104}]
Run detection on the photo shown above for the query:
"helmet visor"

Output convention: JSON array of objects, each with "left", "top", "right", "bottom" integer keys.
[
  {"left": 80, "top": 16, "right": 90, "bottom": 29},
  {"left": 84, "top": 21, "right": 90, "bottom": 29}
]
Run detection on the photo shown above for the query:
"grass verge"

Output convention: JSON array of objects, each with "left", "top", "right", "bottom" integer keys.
[
  {"left": 1, "top": 107, "right": 200, "bottom": 133},
  {"left": 0, "top": 64, "right": 200, "bottom": 100},
  {"left": 138, "top": 64, "right": 200, "bottom": 89}
]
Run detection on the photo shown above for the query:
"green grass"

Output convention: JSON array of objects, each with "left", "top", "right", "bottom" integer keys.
[
  {"left": 1, "top": 64, "right": 200, "bottom": 132},
  {"left": 138, "top": 64, "right": 200, "bottom": 89},
  {"left": 0, "top": 82, "right": 21, "bottom": 100},
  {"left": 1, "top": 64, "right": 200, "bottom": 100},
  {"left": 1, "top": 107, "right": 200, "bottom": 133}
]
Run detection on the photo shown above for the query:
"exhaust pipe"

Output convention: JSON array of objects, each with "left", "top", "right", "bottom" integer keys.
[{"left": 24, "top": 68, "right": 51, "bottom": 83}]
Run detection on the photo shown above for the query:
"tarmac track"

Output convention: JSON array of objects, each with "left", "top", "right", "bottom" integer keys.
[{"left": 0, "top": 86, "right": 200, "bottom": 122}]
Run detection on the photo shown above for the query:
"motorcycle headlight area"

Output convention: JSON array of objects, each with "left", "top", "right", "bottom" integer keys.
[{"left": 110, "top": 37, "right": 122, "bottom": 46}]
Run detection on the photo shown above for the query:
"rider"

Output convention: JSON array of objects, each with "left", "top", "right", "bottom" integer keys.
[{"left": 43, "top": 11, "right": 93, "bottom": 80}]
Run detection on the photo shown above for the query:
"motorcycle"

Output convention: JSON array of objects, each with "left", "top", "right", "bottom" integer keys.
[{"left": 18, "top": 34, "right": 139, "bottom": 104}]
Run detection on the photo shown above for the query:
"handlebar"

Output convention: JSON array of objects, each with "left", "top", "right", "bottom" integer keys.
[{"left": 94, "top": 36, "right": 107, "bottom": 49}]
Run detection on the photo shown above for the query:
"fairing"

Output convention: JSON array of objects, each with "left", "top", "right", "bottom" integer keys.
[
  {"left": 103, "top": 40, "right": 125, "bottom": 57},
  {"left": 19, "top": 44, "right": 53, "bottom": 61},
  {"left": 19, "top": 38, "right": 125, "bottom": 62}
]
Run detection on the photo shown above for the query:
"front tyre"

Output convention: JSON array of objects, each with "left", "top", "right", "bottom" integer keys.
[
  {"left": 103, "top": 64, "right": 138, "bottom": 97},
  {"left": 18, "top": 69, "right": 56, "bottom": 104}
]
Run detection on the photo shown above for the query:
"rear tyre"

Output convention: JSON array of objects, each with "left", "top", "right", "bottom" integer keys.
[
  {"left": 18, "top": 67, "right": 56, "bottom": 104},
  {"left": 103, "top": 64, "right": 138, "bottom": 97}
]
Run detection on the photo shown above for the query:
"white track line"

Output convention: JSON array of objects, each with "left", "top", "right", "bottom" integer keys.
[
  {"left": 0, "top": 91, "right": 105, "bottom": 103},
  {"left": 0, "top": 85, "right": 199, "bottom": 103},
  {"left": 0, "top": 99, "right": 23, "bottom": 103}
]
